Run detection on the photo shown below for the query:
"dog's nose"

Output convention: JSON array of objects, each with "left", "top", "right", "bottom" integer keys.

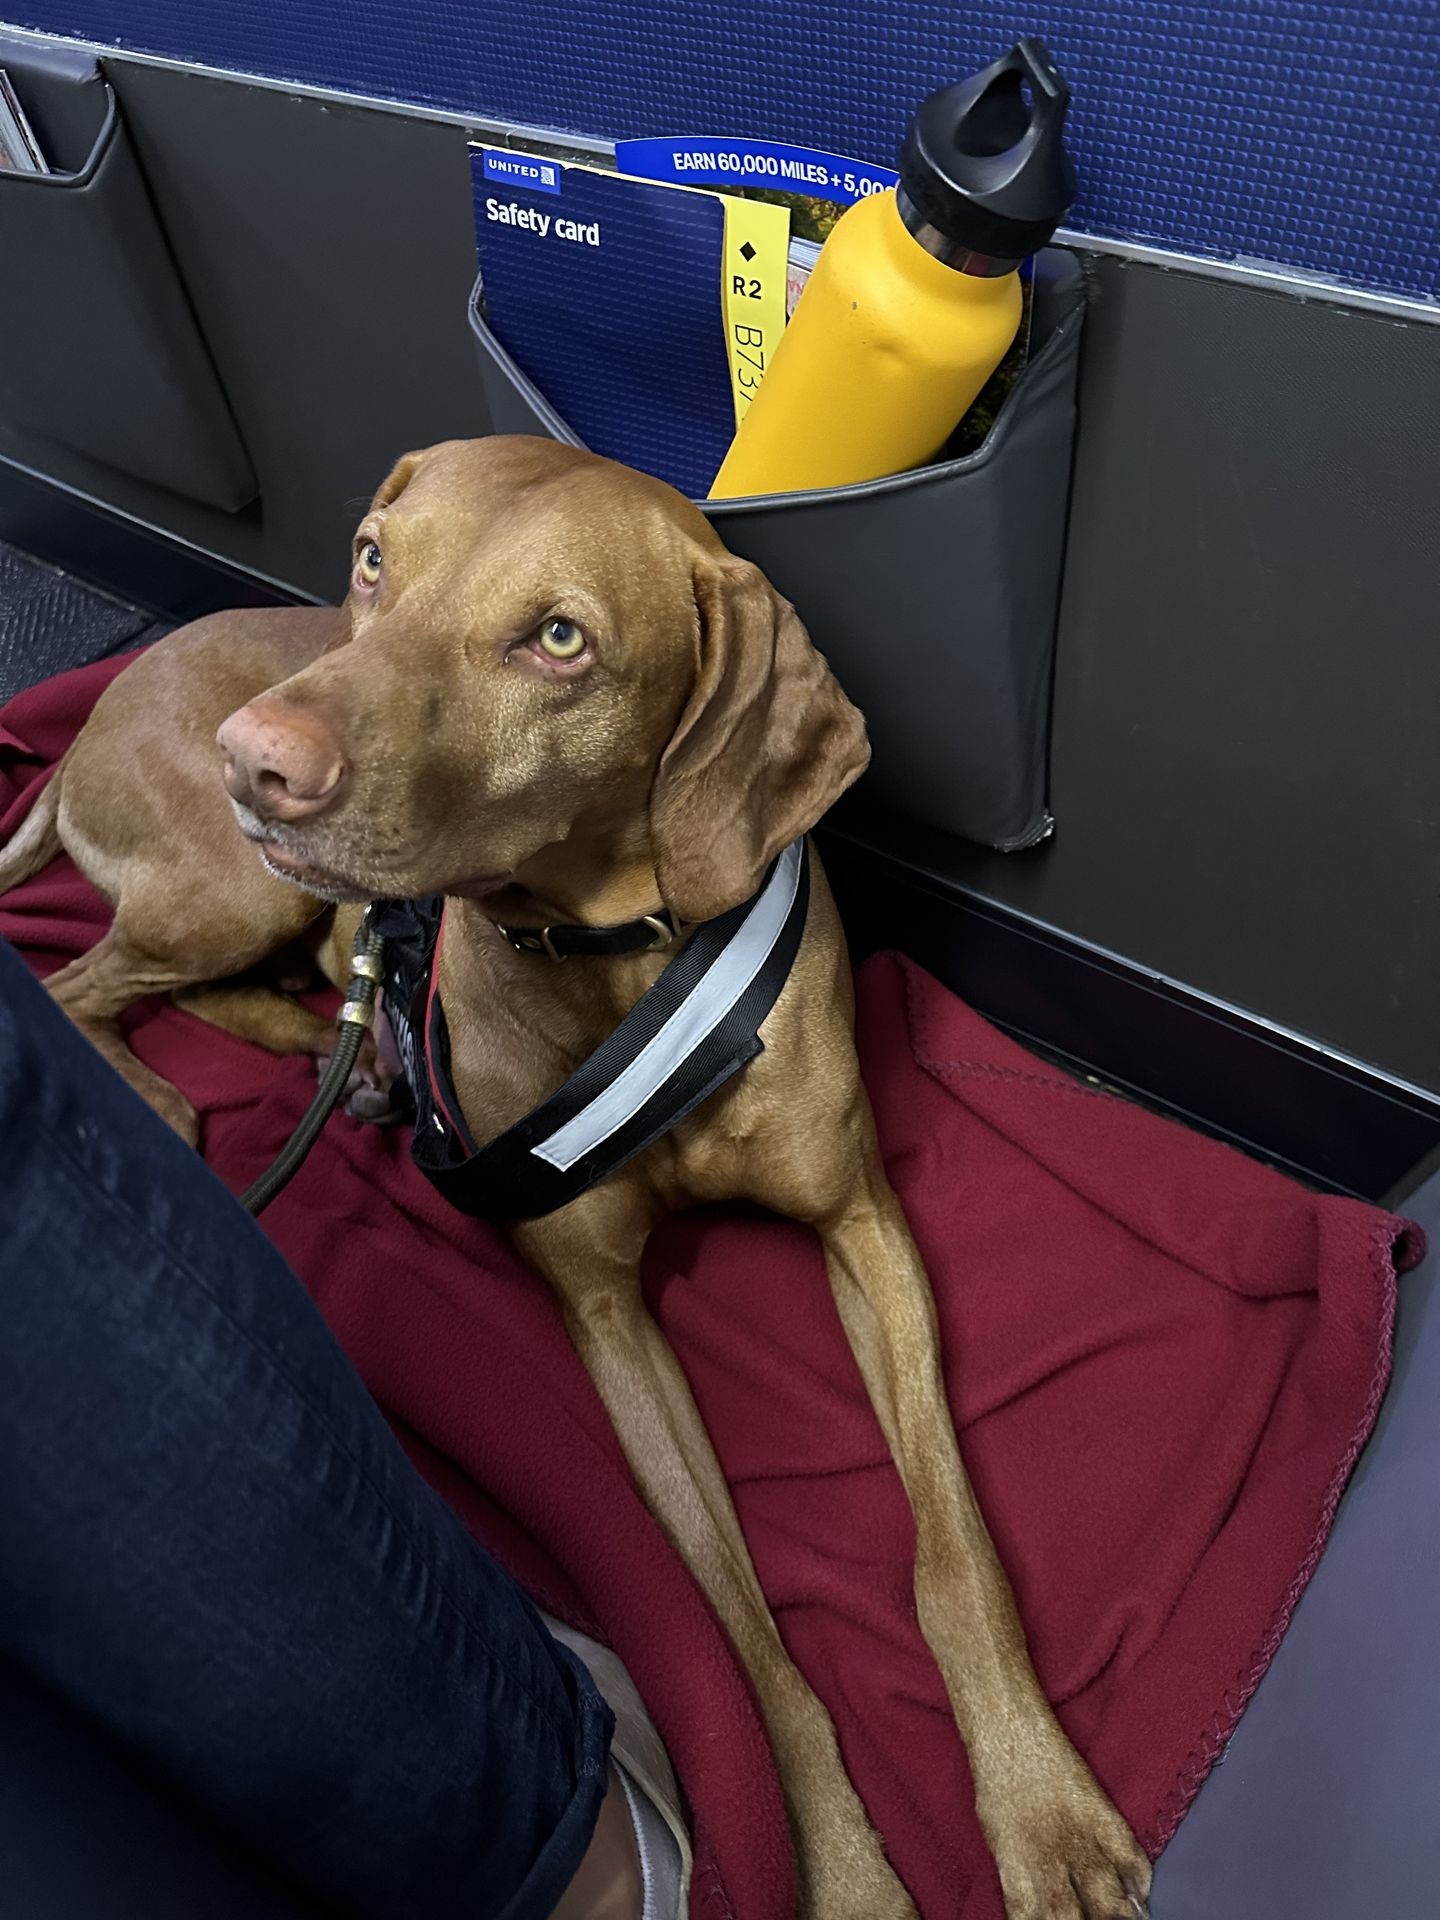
[{"left": 217, "top": 699, "right": 347, "bottom": 824}]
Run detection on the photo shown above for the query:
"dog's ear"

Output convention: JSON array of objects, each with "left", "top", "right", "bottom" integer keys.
[
  {"left": 648, "top": 555, "right": 869, "bottom": 923},
  {"left": 368, "top": 448, "right": 427, "bottom": 514}
]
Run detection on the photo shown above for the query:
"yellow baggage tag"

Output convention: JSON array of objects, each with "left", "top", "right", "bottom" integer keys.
[{"left": 717, "top": 193, "right": 791, "bottom": 430}]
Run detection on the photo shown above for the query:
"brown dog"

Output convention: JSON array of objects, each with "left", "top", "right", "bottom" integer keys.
[{"left": 0, "top": 438, "right": 1149, "bottom": 1920}]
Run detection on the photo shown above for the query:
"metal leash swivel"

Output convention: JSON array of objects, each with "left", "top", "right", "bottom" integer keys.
[{"left": 242, "top": 904, "right": 387, "bottom": 1216}]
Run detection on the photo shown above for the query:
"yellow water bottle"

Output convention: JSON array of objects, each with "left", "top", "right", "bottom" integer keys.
[{"left": 710, "top": 40, "right": 1076, "bottom": 499}]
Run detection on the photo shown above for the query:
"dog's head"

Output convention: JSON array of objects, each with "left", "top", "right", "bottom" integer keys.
[{"left": 218, "top": 437, "right": 868, "bottom": 918}]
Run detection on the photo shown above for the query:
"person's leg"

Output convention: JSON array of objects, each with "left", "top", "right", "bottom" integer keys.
[{"left": 0, "top": 934, "right": 617, "bottom": 1920}]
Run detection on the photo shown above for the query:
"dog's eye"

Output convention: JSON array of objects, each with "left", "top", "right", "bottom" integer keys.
[
  {"left": 356, "top": 541, "right": 383, "bottom": 586},
  {"left": 537, "top": 618, "right": 586, "bottom": 661}
]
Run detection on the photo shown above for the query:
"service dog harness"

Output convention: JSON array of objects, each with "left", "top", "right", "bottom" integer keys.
[{"left": 377, "top": 839, "right": 810, "bottom": 1220}]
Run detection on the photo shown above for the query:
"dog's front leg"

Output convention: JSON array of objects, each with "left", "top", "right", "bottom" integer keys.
[
  {"left": 814, "top": 1143, "right": 1151, "bottom": 1920},
  {"left": 516, "top": 1192, "right": 918, "bottom": 1920}
]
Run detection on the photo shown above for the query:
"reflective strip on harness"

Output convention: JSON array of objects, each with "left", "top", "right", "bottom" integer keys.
[
  {"left": 380, "top": 840, "right": 810, "bottom": 1221},
  {"left": 532, "top": 840, "right": 804, "bottom": 1172}
]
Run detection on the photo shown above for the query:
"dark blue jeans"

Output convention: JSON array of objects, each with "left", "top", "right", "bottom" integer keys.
[{"left": 0, "top": 935, "right": 612, "bottom": 1920}]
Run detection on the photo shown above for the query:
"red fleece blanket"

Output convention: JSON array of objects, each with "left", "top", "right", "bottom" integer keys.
[{"left": 1, "top": 652, "right": 1422, "bottom": 1920}]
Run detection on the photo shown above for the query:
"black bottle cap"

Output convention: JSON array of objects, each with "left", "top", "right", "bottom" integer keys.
[{"left": 898, "top": 39, "right": 1077, "bottom": 266}]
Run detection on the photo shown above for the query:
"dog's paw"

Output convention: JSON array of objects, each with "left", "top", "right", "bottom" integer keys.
[
  {"left": 315, "top": 1027, "right": 402, "bottom": 1125},
  {"left": 155, "top": 1087, "right": 202, "bottom": 1148},
  {"left": 130, "top": 1069, "right": 200, "bottom": 1147},
  {"left": 984, "top": 1762, "right": 1151, "bottom": 1920}
]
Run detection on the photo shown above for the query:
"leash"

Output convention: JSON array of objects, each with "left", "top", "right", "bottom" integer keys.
[
  {"left": 241, "top": 848, "right": 805, "bottom": 1220},
  {"left": 237, "top": 885, "right": 682, "bottom": 1218},
  {"left": 242, "top": 905, "right": 386, "bottom": 1217}
]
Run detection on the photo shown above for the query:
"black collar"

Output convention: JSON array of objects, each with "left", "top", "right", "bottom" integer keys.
[
  {"left": 378, "top": 841, "right": 809, "bottom": 1220},
  {"left": 495, "top": 905, "right": 682, "bottom": 961}
]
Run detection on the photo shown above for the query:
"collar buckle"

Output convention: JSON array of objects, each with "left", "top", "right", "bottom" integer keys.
[
  {"left": 506, "top": 927, "right": 561, "bottom": 960},
  {"left": 502, "top": 909, "right": 678, "bottom": 962}
]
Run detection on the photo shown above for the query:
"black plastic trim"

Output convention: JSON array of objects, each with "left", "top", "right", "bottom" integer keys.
[
  {"left": 0, "top": 453, "right": 311, "bottom": 621},
  {"left": 820, "top": 823, "right": 1440, "bottom": 1203}
]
